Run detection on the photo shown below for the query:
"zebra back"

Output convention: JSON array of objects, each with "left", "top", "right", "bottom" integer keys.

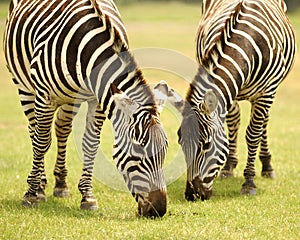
[{"left": 196, "top": 0, "right": 295, "bottom": 107}]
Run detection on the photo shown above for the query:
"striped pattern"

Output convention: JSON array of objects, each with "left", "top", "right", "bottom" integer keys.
[
  {"left": 4, "top": 0, "right": 167, "bottom": 217},
  {"left": 179, "top": 0, "right": 295, "bottom": 200}
]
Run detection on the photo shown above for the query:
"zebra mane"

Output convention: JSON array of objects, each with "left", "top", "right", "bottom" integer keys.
[
  {"left": 110, "top": 33, "right": 158, "bottom": 113},
  {"left": 90, "top": 0, "right": 119, "bottom": 39},
  {"left": 88, "top": 0, "right": 158, "bottom": 114},
  {"left": 89, "top": 0, "right": 152, "bottom": 106},
  {"left": 8, "top": 0, "right": 20, "bottom": 15},
  {"left": 92, "top": 0, "right": 129, "bottom": 46},
  {"left": 90, "top": 0, "right": 105, "bottom": 19}
]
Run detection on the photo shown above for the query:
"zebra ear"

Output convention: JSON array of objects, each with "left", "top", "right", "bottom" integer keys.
[
  {"left": 153, "top": 80, "right": 184, "bottom": 114},
  {"left": 201, "top": 90, "right": 218, "bottom": 114},
  {"left": 110, "top": 83, "right": 139, "bottom": 115},
  {"left": 153, "top": 80, "right": 169, "bottom": 113}
]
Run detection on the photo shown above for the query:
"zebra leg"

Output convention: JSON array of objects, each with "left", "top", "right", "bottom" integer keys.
[
  {"left": 78, "top": 101, "right": 105, "bottom": 211},
  {"left": 241, "top": 100, "right": 272, "bottom": 195},
  {"left": 18, "top": 89, "right": 47, "bottom": 201},
  {"left": 221, "top": 101, "right": 240, "bottom": 178},
  {"left": 259, "top": 113, "right": 275, "bottom": 179},
  {"left": 22, "top": 93, "right": 56, "bottom": 207},
  {"left": 53, "top": 103, "right": 80, "bottom": 198}
]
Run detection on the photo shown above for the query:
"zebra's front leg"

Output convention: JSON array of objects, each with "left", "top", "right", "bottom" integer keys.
[
  {"left": 241, "top": 101, "right": 271, "bottom": 195},
  {"left": 53, "top": 103, "right": 80, "bottom": 198},
  {"left": 78, "top": 101, "right": 105, "bottom": 211},
  {"left": 22, "top": 93, "right": 56, "bottom": 207},
  {"left": 259, "top": 113, "right": 275, "bottom": 179},
  {"left": 221, "top": 101, "right": 240, "bottom": 178}
]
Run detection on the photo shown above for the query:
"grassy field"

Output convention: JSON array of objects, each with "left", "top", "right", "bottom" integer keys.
[{"left": 0, "top": 1, "right": 300, "bottom": 239}]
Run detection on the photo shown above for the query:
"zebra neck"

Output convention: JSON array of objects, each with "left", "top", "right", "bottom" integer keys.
[
  {"left": 188, "top": 67, "right": 229, "bottom": 119},
  {"left": 206, "top": 69, "right": 237, "bottom": 113},
  {"left": 100, "top": 59, "right": 156, "bottom": 118}
]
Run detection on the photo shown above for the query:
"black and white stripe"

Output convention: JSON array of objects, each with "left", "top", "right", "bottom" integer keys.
[
  {"left": 4, "top": 0, "right": 167, "bottom": 217},
  {"left": 178, "top": 0, "right": 295, "bottom": 200}
]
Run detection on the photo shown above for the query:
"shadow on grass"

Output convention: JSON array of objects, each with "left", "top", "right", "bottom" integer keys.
[
  {"left": 0, "top": 197, "right": 140, "bottom": 221},
  {"left": 0, "top": 175, "right": 271, "bottom": 221}
]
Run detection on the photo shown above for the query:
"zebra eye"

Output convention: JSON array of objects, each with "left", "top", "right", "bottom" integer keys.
[
  {"left": 141, "top": 139, "right": 146, "bottom": 147},
  {"left": 202, "top": 135, "right": 212, "bottom": 150},
  {"left": 203, "top": 141, "right": 210, "bottom": 150}
]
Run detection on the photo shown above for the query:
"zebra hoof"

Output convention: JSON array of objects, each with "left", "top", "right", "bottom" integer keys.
[
  {"left": 80, "top": 196, "right": 98, "bottom": 211},
  {"left": 53, "top": 187, "right": 69, "bottom": 198},
  {"left": 219, "top": 169, "right": 234, "bottom": 179},
  {"left": 22, "top": 193, "right": 39, "bottom": 208},
  {"left": 37, "top": 191, "right": 47, "bottom": 202},
  {"left": 240, "top": 185, "right": 257, "bottom": 196},
  {"left": 37, "top": 188, "right": 47, "bottom": 202},
  {"left": 261, "top": 170, "right": 275, "bottom": 179},
  {"left": 240, "top": 179, "right": 257, "bottom": 196}
]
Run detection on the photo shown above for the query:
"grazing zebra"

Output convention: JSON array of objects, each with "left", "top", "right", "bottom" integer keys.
[
  {"left": 4, "top": 0, "right": 168, "bottom": 217},
  {"left": 162, "top": 0, "right": 295, "bottom": 201}
]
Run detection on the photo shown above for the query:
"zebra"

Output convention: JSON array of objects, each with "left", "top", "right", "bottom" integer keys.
[
  {"left": 4, "top": 0, "right": 168, "bottom": 217},
  {"left": 160, "top": 0, "right": 296, "bottom": 201}
]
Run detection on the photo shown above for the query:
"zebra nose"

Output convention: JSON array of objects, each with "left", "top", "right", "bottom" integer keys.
[
  {"left": 185, "top": 177, "right": 212, "bottom": 201},
  {"left": 138, "top": 190, "right": 167, "bottom": 218},
  {"left": 200, "top": 187, "right": 212, "bottom": 201}
]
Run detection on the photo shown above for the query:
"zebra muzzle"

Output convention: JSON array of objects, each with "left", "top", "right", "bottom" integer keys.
[
  {"left": 185, "top": 177, "right": 212, "bottom": 201},
  {"left": 137, "top": 190, "right": 167, "bottom": 218}
]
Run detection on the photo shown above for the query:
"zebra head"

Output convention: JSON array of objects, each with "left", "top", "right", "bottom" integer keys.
[
  {"left": 178, "top": 92, "right": 228, "bottom": 201},
  {"left": 155, "top": 72, "right": 228, "bottom": 201},
  {"left": 109, "top": 83, "right": 168, "bottom": 217}
]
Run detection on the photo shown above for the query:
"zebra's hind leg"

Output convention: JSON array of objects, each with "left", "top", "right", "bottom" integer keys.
[
  {"left": 17, "top": 89, "right": 49, "bottom": 202},
  {"left": 53, "top": 103, "right": 80, "bottom": 198},
  {"left": 78, "top": 101, "right": 105, "bottom": 211},
  {"left": 22, "top": 93, "right": 57, "bottom": 207},
  {"left": 259, "top": 113, "right": 275, "bottom": 179},
  {"left": 221, "top": 101, "right": 240, "bottom": 178}
]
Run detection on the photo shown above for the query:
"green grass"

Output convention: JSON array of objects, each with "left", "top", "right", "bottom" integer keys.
[{"left": 1, "top": 1, "right": 300, "bottom": 239}]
